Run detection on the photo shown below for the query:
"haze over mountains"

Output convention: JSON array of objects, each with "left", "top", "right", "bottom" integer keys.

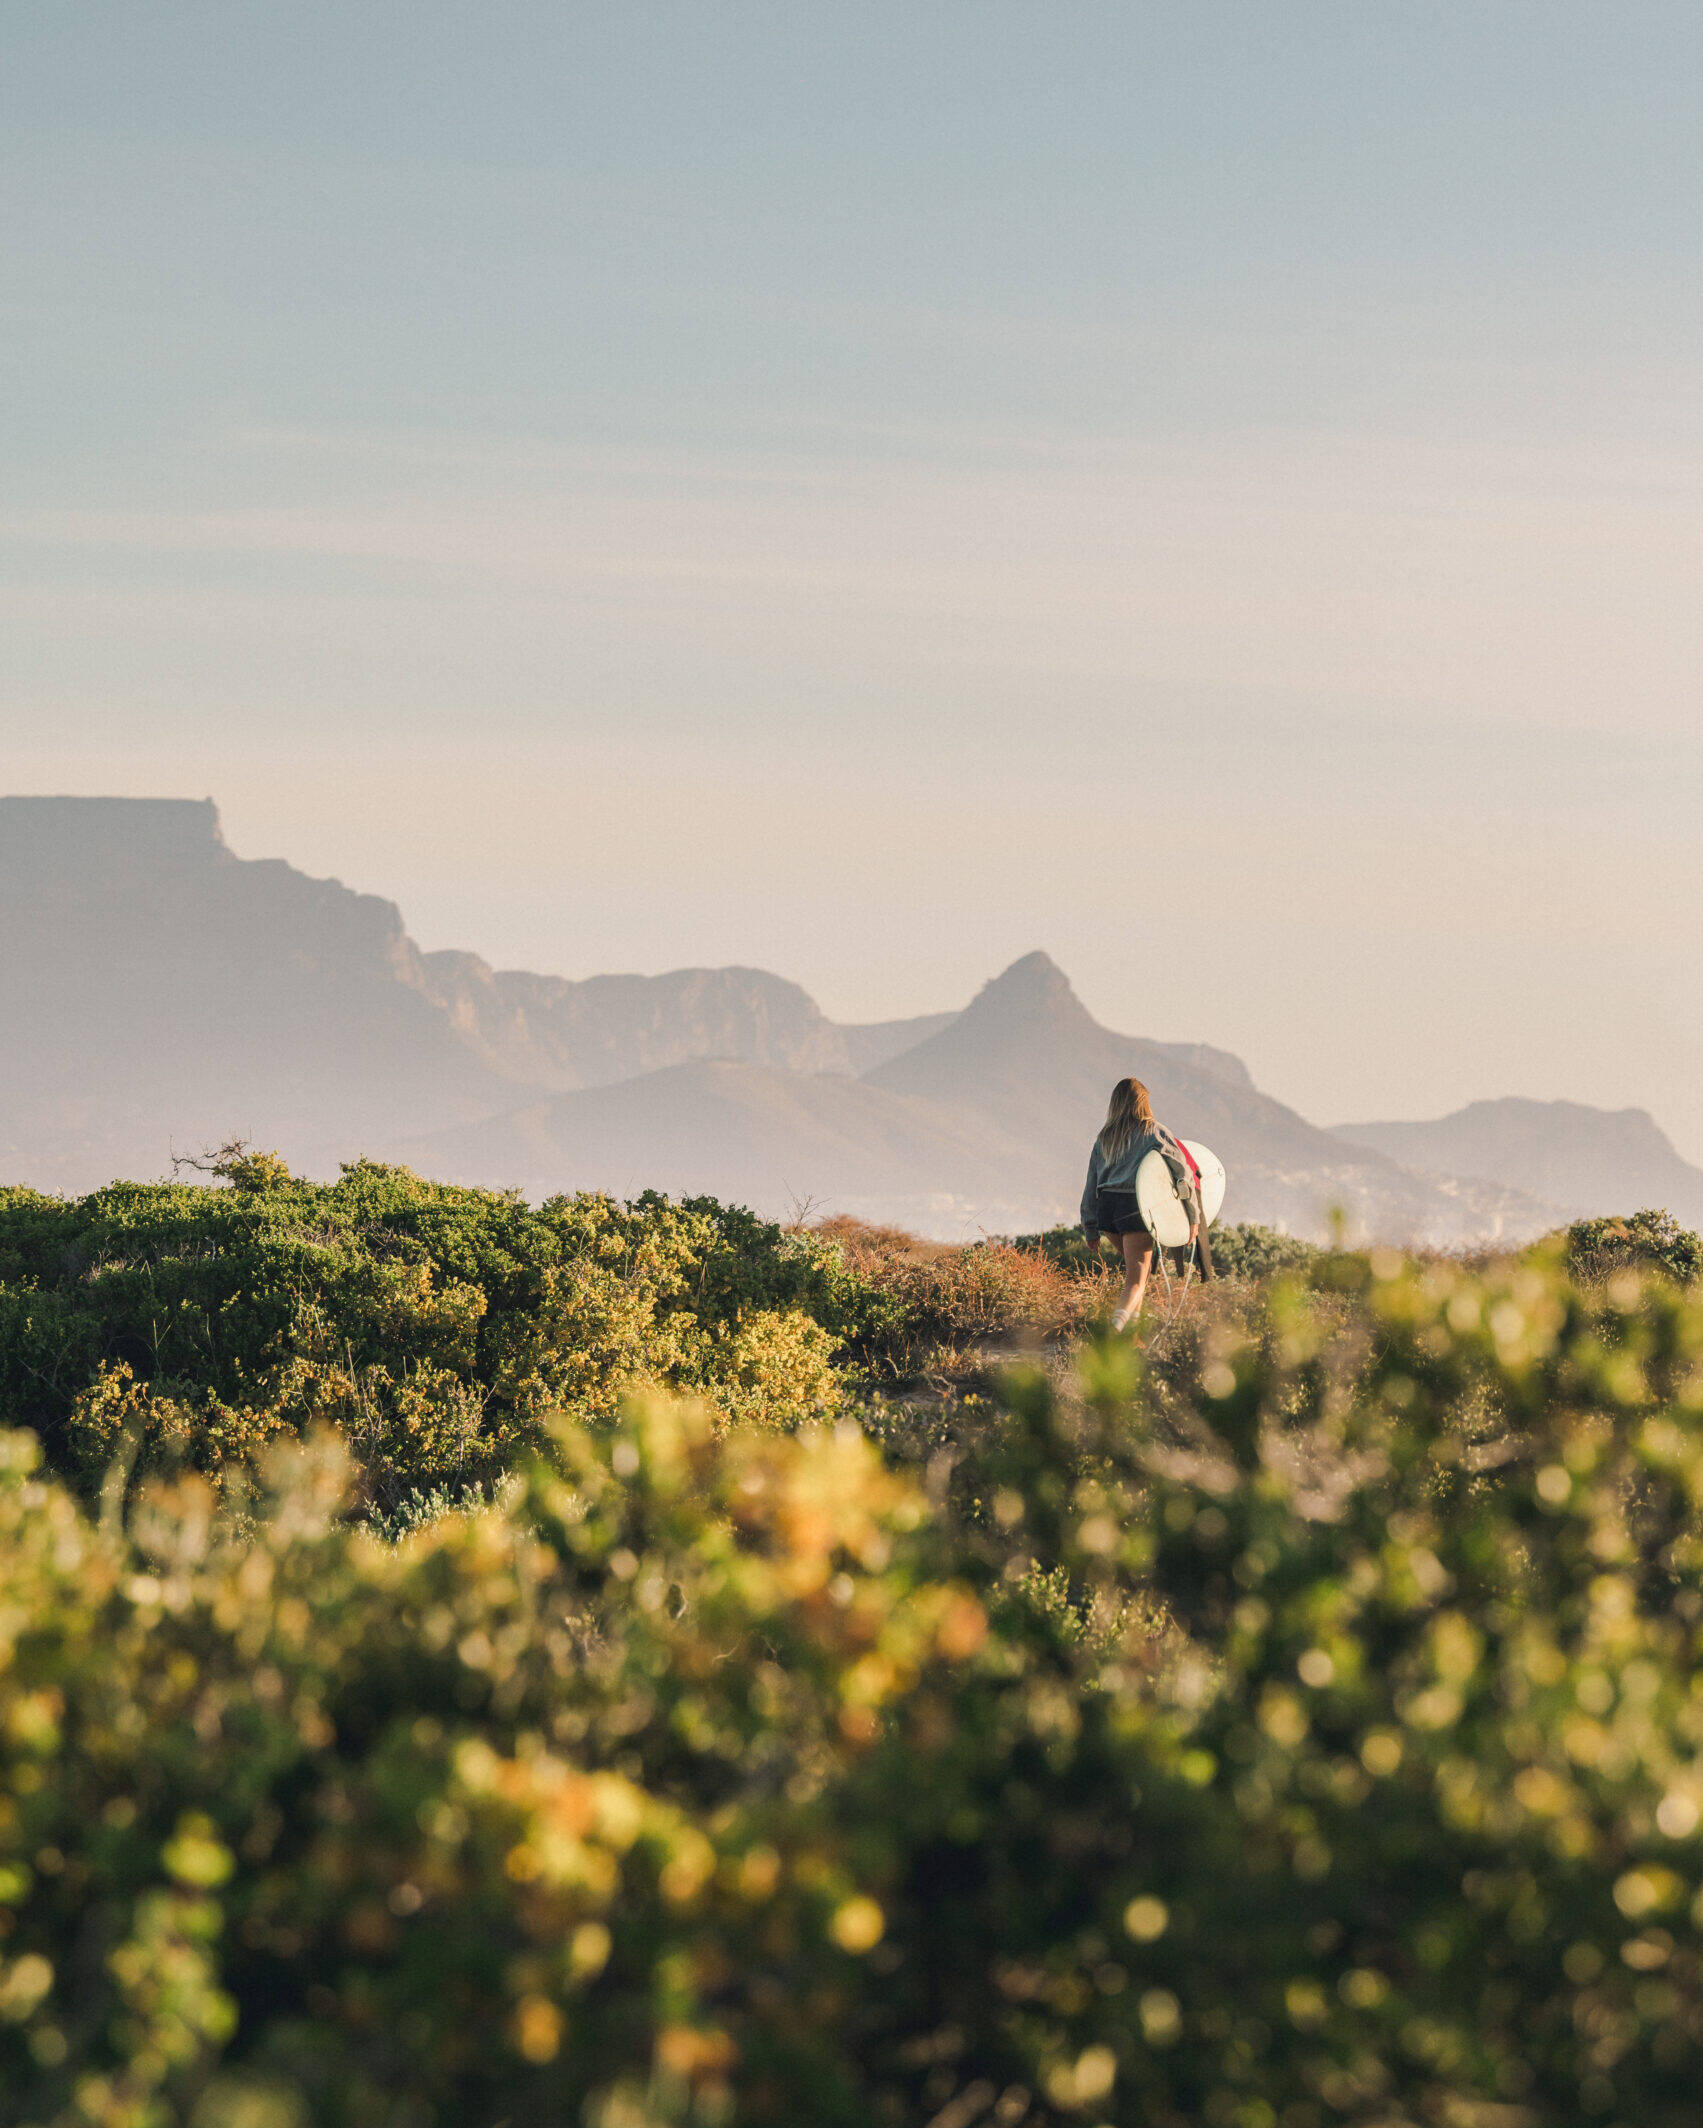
[
  {"left": 401, "top": 950, "right": 1559, "bottom": 1239},
  {"left": 1335, "top": 1103, "right": 1703, "bottom": 1233},
  {"left": 2, "top": 796, "right": 1690, "bottom": 1242}
]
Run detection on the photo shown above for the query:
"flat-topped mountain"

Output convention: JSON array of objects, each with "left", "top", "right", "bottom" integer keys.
[
  {"left": 1, "top": 795, "right": 502, "bottom": 1180},
  {"left": 0, "top": 798, "right": 945, "bottom": 1192},
  {"left": 1, "top": 794, "right": 227, "bottom": 880},
  {"left": 1335, "top": 1099, "right": 1703, "bottom": 1230},
  {"left": 0, "top": 795, "right": 1609, "bottom": 1241}
]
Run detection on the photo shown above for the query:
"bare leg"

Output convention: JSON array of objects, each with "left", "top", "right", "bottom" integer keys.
[{"left": 1112, "top": 1230, "right": 1154, "bottom": 1331}]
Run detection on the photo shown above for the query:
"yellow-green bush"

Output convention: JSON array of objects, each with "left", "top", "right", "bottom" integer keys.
[
  {"left": 10, "top": 1243, "right": 1703, "bottom": 2122},
  {"left": 0, "top": 1173, "right": 861, "bottom": 1503}
]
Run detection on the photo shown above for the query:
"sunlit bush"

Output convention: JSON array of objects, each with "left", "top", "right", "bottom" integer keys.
[
  {"left": 1565, "top": 1206, "right": 1703, "bottom": 1288},
  {"left": 0, "top": 1171, "right": 857, "bottom": 1504}
]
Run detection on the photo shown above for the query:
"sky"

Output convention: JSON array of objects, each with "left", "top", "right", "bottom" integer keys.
[{"left": 4, "top": 3, "right": 1701, "bottom": 1152}]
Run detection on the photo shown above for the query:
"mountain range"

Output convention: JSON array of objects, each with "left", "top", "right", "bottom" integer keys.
[
  {"left": 1334, "top": 1101, "right": 1703, "bottom": 1233},
  {"left": 2, "top": 795, "right": 1693, "bottom": 1243}
]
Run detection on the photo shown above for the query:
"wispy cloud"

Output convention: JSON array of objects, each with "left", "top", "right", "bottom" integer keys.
[{"left": 6, "top": 420, "right": 1702, "bottom": 731}]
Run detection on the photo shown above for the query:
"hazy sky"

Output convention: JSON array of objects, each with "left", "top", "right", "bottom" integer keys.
[{"left": 5, "top": 4, "right": 1701, "bottom": 1152}]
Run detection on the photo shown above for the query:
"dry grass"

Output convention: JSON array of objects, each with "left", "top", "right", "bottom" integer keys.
[
  {"left": 813, "top": 1214, "right": 1099, "bottom": 1348},
  {"left": 806, "top": 1220, "right": 1230, "bottom": 1413},
  {"left": 811, "top": 1219, "right": 1335, "bottom": 1404}
]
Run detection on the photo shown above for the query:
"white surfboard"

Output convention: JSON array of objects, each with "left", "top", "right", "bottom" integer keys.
[
  {"left": 1181, "top": 1140, "right": 1227, "bottom": 1226},
  {"left": 1135, "top": 1140, "right": 1228, "bottom": 1247},
  {"left": 1135, "top": 1150, "right": 1194, "bottom": 1248}
]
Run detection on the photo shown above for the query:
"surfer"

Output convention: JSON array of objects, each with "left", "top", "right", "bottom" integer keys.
[{"left": 1081, "top": 1077, "right": 1213, "bottom": 1329}]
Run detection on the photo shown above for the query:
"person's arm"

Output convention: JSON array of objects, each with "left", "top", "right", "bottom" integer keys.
[{"left": 1081, "top": 1148, "right": 1101, "bottom": 1253}]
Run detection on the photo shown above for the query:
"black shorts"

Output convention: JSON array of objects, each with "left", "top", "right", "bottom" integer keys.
[{"left": 1093, "top": 1190, "right": 1148, "bottom": 1236}]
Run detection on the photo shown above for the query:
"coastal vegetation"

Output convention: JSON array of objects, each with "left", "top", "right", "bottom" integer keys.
[{"left": 4, "top": 1160, "right": 1703, "bottom": 2124}]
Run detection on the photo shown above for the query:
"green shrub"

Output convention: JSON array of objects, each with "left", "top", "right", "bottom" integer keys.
[
  {"left": 0, "top": 1172, "right": 852, "bottom": 1503},
  {"left": 1005, "top": 1221, "right": 1100, "bottom": 1271},
  {"left": 9, "top": 1248, "right": 1703, "bottom": 2121},
  {"left": 1564, "top": 1206, "right": 1703, "bottom": 1287},
  {"left": 1197, "top": 1220, "right": 1326, "bottom": 1281},
  {"left": 1013, "top": 1219, "right": 1327, "bottom": 1285},
  {"left": 366, "top": 1479, "right": 498, "bottom": 1542}
]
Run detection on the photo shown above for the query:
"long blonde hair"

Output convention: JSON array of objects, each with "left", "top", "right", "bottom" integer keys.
[{"left": 1098, "top": 1077, "right": 1156, "bottom": 1159}]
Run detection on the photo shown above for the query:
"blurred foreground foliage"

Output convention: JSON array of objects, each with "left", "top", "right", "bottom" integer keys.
[{"left": 8, "top": 1216, "right": 1703, "bottom": 2124}]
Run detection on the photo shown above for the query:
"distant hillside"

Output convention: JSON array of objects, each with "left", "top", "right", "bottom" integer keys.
[
  {"left": 398, "top": 1059, "right": 1058, "bottom": 1235},
  {"left": 1334, "top": 1099, "right": 1703, "bottom": 1229}
]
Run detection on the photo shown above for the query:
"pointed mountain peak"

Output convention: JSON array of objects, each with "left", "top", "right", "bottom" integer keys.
[{"left": 962, "top": 952, "right": 1096, "bottom": 1031}]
